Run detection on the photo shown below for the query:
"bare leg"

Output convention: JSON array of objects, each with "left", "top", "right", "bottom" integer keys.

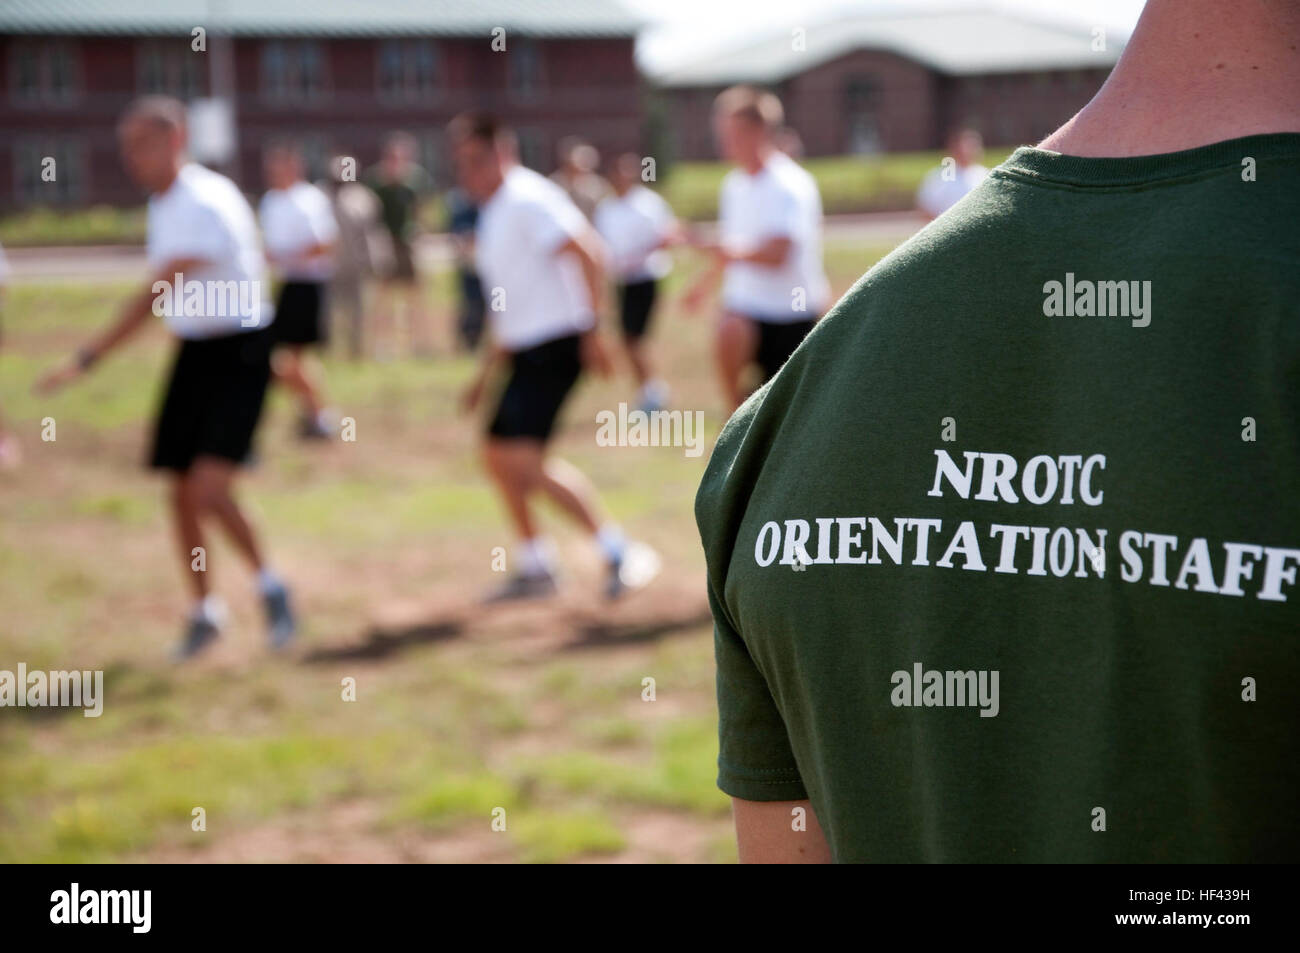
[
  {"left": 170, "top": 472, "right": 209, "bottom": 600},
  {"left": 334, "top": 277, "right": 364, "bottom": 361},
  {"left": 715, "top": 311, "right": 759, "bottom": 412},
  {"left": 406, "top": 281, "right": 434, "bottom": 356},
  {"left": 537, "top": 456, "right": 603, "bottom": 535},
  {"left": 483, "top": 439, "right": 542, "bottom": 540},
  {"left": 626, "top": 337, "right": 653, "bottom": 389},
  {"left": 188, "top": 456, "right": 266, "bottom": 571},
  {"left": 272, "top": 346, "right": 325, "bottom": 420}
]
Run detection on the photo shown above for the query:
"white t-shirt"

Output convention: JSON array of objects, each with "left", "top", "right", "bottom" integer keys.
[
  {"left": 917, "top": 163, "right": 989, "bottom": 218},
  {"left": 259, "top": 181, "right": 338, "bottom": 282},
  {"left": 475, "top": 165, "right": 595, "bottom": 351},
  {"left": 719, "top": 151, "right": 829, "bottom": 322},
  {"left": 593, "top": 185, "right": 675, "bottom": 283},
  {"left": 147, "top": 163, "right": 270, "bottom": 339}
]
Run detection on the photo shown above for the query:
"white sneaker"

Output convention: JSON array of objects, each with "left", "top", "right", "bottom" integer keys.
[{"left": 606, "top": 541, "right": 661, "bottom": 599}]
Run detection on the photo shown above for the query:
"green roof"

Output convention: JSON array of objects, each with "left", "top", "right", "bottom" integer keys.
[{"left": 0, "top": 0, "right": 643, "bottom": 38}]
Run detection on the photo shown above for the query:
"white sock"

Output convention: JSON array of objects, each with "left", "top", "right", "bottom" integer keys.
[
  {"left": 516, "top": 538, "right": 555, "bottom": 578},
  {"left": 192, "top": 594, "right": 227, "bottom": 626},
  {"left": 640, "top": 379, "right": 669, "bottom": 406},
  {"left": 256, "top": 567, "right": 285, "bottom": 596},
  {"left": 596, "top": 524, "right": 626, "bottom": 564}
]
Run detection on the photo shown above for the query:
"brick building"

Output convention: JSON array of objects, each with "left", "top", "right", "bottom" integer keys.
[
  {"left": 651, "top": 8, "right": 1124, "bottom": 160},
  {"left": 0, "top": 0, "right": 644, "bottom": 210}
]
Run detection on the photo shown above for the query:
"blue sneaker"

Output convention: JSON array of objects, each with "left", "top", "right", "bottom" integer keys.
[
  {"left": 482, "top": 570, "right": 558, "bottom": 604},
  {"left": 263, "top": 584, "right": 298, "bottom": 651},
  {"left": 174, "top": 616, "right": 220, "bottom": 662}
]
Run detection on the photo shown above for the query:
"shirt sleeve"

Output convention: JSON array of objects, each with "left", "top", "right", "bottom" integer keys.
[
  {"left": 152, "top": 200, "right": 227, "bottom": 267},
  {"left": 526, "top": 194, "right": 585, "bottom": 254},
  {"left": 307, "top": 191, "right": 339, "bottom": 244},
  {"left": 755, "top": 181, "right": 801, "bottom": 242},
  {"left": 709, "top": 576, "right": 808, "bottom": 801},
  {"left": 647, "top": 190, "right": 675, "bottom": 237}
]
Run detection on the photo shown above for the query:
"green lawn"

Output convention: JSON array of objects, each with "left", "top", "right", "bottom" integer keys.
[{"left": 0, "top": 236, "right": 901, "bottom": 862}]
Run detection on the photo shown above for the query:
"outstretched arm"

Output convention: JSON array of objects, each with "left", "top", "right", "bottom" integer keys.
[{"left": 34, "top": 257, "right": 204, "bottom": 394}]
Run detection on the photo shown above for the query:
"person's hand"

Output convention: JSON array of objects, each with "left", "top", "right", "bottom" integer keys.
[
  {"left": 580, "top": 328, "right": 614, "bottom": 378},
  {"left": 34, "top": 359, "right": 83, "bottom": 396},
  {"left": 703, "top": 242, "right": 732, "bottom": 268}
]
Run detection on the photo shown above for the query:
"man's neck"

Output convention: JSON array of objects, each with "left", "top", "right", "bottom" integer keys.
[
  {"left": 1040, "top": 0, "right": 1300, "bottom": 157},
  {"left": 742, "top": 145, "right": 774, "bottom": 176},
  {"left": 155, "top": 160, "right": 184, "bottom": 195}
]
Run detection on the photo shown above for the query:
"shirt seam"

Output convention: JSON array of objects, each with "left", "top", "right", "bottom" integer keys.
[{"left": 989, "top": 164, "right": 1252, "bottom": 194}]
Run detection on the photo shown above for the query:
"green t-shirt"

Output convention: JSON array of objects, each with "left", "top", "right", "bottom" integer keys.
[
  {"left": 366, "top": 165, "right": 431, "bottom": 241},
  {"left": 696, "top": 134, "right": 1300, "bottom": 863}
]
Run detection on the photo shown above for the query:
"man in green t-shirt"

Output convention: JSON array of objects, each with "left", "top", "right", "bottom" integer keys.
[
  {"left": 365, "top": 132, "right": 434, "bottom": 357},
  {"left": 697, "top": 0, "right": 1300, "bottom": 863}
]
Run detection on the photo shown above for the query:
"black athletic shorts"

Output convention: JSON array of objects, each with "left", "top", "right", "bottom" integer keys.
[
  {"left": 149, "top": 327, "right": 274, "bottom": 472},
  {"left": 617, "top": 279, "right": 658, "bottom": 341},
  {"left": 488, "top": 334, "right": 583, "bottom": 443},
  {"left": 753, "top": 316, "right": 817, "bottom": 383},
  {"left": 272, "top": 280, "right": 328, "bottom": 346}
]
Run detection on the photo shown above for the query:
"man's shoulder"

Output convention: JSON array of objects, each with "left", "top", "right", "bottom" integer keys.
[
  {"left": 157, "top": 166, "right": 227, "bottom": 221},
  {"left": 719, "top": 167, "right": 746, "bottom": 193}
]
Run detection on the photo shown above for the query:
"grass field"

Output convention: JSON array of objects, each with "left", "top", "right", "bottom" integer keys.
[{"left": 0, "top": 236, "right": 900, "bottom": 863}]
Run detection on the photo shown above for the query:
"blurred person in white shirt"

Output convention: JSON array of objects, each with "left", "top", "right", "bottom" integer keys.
[
  {"left": 917, "top": 128, "right": 990, "bottom": 221},
  {"left": 35, "top": 96, "right": 296, "bottom": 660},
  {"left": 682, "top": 86, "right": 830, "bottom": 411},
  {"left": 260, "top": 142, "right": 339, "bottom": 439},
  {"left": 451, "top": 113, "right": 660, "bottom": 603},
  {"left": 593, "top": 153, "right": 683, "bottom": 411}
]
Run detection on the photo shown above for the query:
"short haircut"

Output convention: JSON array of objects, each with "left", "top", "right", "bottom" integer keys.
[
  {"left": 613, "top": 151, "right": 642, "bottom": 176},
  {"left": 556, "top": 135, "right": 596, "bottom": 163},
  {"left": 264, "top": 138, "right": 302, "bottom": 160},
  {"left": 714, "top": 85, "right": 784, "bottom": 130},
  {"left": 120, "top": 95, "right": 187, "bottom": 134},
  {"left": 446, "top": 112, "right": 506, "bottom": 147}
]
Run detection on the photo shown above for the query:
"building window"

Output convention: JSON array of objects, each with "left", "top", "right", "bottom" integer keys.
[
  {"left": 9, "top": 40, "right": 79, "bottom": 106},
  {"left": 843, "top": 75, "right": 882, "bottom": 154},
  {"left": 261, "top": 40, "right": 327, "bottom": 103},
  {"left": 377, "top": 39, "right": 438, "bottom": 102},
  {"left": 137, "top": 40, "right": 202, "bottom": 99},
  {"left": 13, "top": 139, "right": 85, "bottom": 205},
  {"left": 508, "top": 38, "right": 542, "bottom": 99}
]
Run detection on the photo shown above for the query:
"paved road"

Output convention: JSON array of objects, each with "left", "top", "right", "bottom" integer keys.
[{"left": 2, "top": 211, "right": 924, "bottom": 285}]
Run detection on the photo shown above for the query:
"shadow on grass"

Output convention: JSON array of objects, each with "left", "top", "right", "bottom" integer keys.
[
  {"left": 563, "top": 608, "right": 714, "bottom": 651},
  {"left": 0, "top": 660, "right": 169, "bottom": 724},
  {"left": 300, "top": 617, "right": 466, "bottom": 663}
]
